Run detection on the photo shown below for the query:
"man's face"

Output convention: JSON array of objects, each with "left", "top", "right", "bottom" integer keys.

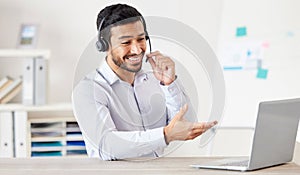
[{"left": 108, "top": 20, "right": 147, "bottom": 73}]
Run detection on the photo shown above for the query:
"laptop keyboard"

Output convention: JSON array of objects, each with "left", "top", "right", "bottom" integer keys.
[{"left": 221, "top": 160, "right": 249, "bottom": 167}]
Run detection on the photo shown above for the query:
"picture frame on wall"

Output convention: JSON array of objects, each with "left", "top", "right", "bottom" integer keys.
[{"left": 17, "top": 24, "right": 38, "bottom": 49}]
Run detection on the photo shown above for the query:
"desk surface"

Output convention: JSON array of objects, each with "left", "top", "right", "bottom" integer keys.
[{"left": 0, "top": 157, "right": 299, "bottom": 175}]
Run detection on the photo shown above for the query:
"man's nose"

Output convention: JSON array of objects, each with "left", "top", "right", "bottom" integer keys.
[{"left": 130, "top": 42, "right": 142, "bottom": 54}]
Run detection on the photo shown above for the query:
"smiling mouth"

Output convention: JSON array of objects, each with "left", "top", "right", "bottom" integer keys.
[
  {"left": 124, "top": 53, "right": 144, "bottom": 63},
  {"left": 127, "top": 57, "right": 140, "bottom": 61},
  {"left": 126, "top": 57, "right": 141, "bottom": 65}
]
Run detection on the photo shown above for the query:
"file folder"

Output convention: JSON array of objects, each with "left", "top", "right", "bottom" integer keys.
[
  {"left": 34, "top": 58, "right": 47, "bottom": 105},
  {"left": 0, "top": 111, "right": 14, "bottom": 157},
  {"left": 14, "top": 111, "right": 28, "bottom": 157},
  {"left": 22, "top": 58, "right": 35, "bottom": 105},
  {"left": 22, "top": 58, "right": 47, "bottom": 105}
]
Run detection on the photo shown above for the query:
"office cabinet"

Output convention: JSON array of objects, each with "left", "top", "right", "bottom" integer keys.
[{"left": 0, "top": 103, "right": 87, "bottom": 158}]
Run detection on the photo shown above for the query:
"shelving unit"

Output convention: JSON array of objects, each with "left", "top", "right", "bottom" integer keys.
[
  {"left": 29, "top": 118, "right": 86, "bottom": 157},
  {"left": 1, "top": 49, "right": 52, "bottom": 157},
  {"left": 0, "top": 49, "right": 50, "bottom": 58},
  {"left": 0, "top": 50, "right": 86, "bottom": 158},
  {"left": 0, "top": 49, "right": 50, "bottom": 105},
  {"left": 0, "top": 103, "right": 87, "bottom": 158}
]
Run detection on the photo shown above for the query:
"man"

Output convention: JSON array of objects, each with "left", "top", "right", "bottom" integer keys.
[{"left": 72, "top": 3, "right": 217, "bottom": 160}]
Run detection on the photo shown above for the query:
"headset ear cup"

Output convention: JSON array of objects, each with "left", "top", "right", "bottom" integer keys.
[
  {"left": 96, "top": 41, "right": 102, "bottom": 52},
  {"left": 96, "top": 38, "right": 109, "bottom": 52}
]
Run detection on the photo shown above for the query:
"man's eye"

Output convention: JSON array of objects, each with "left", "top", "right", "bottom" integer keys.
[
  {"left": 121, "top": 41, "right": 130, "bottom": 45},
  {"left": 138, "top": 38, "right": 145, "bottom": 41}
]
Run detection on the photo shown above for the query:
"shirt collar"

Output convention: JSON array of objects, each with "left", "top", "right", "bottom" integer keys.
[
  {"left": 97, "top": 60, "right": 120, "bottom": 85},
  {"left": 97, "top": 59, "right": 148, "bottom": 86}
]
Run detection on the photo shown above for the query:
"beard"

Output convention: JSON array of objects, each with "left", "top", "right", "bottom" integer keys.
[{"left": 111, "top": 51, "right": 144, "bottom": 73}]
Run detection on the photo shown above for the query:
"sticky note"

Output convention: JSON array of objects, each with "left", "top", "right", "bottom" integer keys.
[
  {"left": 247, "top": 50, "right": 252, "bottom": 57},
  {"left": 256, "top": 68, "right": 268, "bottom": 79},
  {"left": 236, "top": 27, "right": 247, "bottom": 37},
  {"left": 261, "top": 42, "right": 270, "bottom": 49},
  {"left": 223, "top": 66, "right": 243, "bottom": 70},
  {"left": 286, "top": 31, "right": 294, "bottom": 37}
]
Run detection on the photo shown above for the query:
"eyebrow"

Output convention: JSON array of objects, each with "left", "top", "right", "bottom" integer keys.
[{"left": 118, "top": 33, "right": 145, "bottom": 40}]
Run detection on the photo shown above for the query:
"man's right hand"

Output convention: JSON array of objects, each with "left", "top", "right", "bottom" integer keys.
[{"left": 163, "top": 104, "right": 218, "bottom": 144}]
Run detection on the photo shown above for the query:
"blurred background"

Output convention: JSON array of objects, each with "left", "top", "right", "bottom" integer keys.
[{"left": 0, "top": 0, "right": 299, "bottom": 159}]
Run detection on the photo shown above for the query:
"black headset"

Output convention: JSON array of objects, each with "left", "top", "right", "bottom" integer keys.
[{"left": 96, "top": 16, "right": 152, "bottom": 53}]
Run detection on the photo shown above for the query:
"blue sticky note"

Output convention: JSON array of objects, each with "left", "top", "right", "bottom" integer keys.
[
  {"left": 256, "top": 68, "right": 268, "bottom": 79},
  {"left": 286, "top": 31, "right": 294, "bottom": 37},
  {"left": 223, "top": 66, "right": 243, "bottom": 70},
  {"left": 247, "top": 50, "right": 252, "bottom": 57},
  {"left": 236, "top": 27, "right": 247, "bottom": 37}
]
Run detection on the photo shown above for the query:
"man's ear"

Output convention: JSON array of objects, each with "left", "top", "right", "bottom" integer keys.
[
  {"left": 107, "top": 36, "right": 113, "bottom": 52},
  {"left": 106, "top": 42, "right": 112, "bottom": 54}
]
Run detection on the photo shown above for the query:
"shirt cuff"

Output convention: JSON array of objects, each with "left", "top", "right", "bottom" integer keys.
[
  {"left": 160, "top": 76, "right": 183, "bottom": 98},
  {"left": 148, "top": 127, "right": 168, "bottom": 149}
]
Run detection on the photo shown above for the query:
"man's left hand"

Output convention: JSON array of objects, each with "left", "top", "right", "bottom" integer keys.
[{"left": 147, "top": 51, "right": 176, "bottom": 86}]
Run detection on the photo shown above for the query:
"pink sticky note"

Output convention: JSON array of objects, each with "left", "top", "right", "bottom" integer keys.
[{"left": 261, "top": 42, "right": 270, "bottom": 49}]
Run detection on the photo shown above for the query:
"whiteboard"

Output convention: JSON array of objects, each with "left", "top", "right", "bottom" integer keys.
[{"left": 218, "top": 0, "right": 300, "bottom": 128}]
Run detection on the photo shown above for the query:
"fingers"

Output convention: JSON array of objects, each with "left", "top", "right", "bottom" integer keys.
[
  {"left": 186, "top": 130, "right": 203, "bottom": 140},
  {"left": 155, "top": 56, "right": 175, "bottom": 72},
  {"left": 185, "top": 121, "right": 218, "bottom": 140},
  {"left": 146, "top": 50, "right": 160, "bottom": 57},
  {"left": 147, "top": 56, "right": 156, "bottom": 70},
  {"left": 169, "top": 104, "right": 188, "bottom": 128},
  {"left": 186, "top": 133, "right": 201, "bottom": 140},
  {"left": 192, "top": 121, "right": 218, "bottom": 130},
  {"left": 167, "top": 104, "right": 189, "bottom": 132},
  {"left": 146, "top": 51, "right": 174, "bottom": 71},
  {"left": 156, "top": 56, "right": 173, "bottom": 71},
  {"left": 146, "top": 51, "right": 176, "bottom": 85},
  {"left": 166, "top": 115, "right": 218, "bottom": 143},
  {"left": 177, "top": 104, "right": 188, "bottom": 120}
]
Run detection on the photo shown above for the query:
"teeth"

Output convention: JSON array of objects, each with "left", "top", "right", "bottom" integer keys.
[{"left": 128, "top": 57, "right": 139, "bottom": 61}]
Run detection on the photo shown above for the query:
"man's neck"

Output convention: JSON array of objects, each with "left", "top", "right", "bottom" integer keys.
[{"left": 106, "top": 57, "right": 135, "bottom": 85}]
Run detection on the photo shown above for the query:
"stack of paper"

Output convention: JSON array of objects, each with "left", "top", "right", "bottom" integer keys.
[
  {"left": 66, "top": 122, "right": 86, "bottom": 156},
  {"left": 31, "top": 141, "right": 63, "bottom": 152},
  {"left": 31, "top": 122, "right": 63, "bottom": 138},
  {"left": 30, "top": 122, "right": 64, "bottom": 157}
]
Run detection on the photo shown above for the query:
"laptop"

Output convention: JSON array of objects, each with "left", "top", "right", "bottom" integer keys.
[{"left": 191, "top": 98, "right": 300, "bottom": 171}]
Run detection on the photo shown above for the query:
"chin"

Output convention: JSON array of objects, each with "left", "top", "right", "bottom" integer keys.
[{"left": 121, "top": 64, "right": 142, "bottom": 73}]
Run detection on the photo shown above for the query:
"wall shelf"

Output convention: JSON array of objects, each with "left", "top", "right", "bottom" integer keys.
[
  {"left": 0, "top": 49, "right": 50, "bottom": 59},
  {"left": 0, "top": 103, "right": 73, "bottom": 112}
]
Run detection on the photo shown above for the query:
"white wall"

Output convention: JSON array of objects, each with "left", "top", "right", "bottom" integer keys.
[
  {"left": 0, "top": 0, "right": 222, "bottom": 104},
  {"left": 1, "top": 0, "right": 299, "bottom": 157},
  {"left": 0, "top": 0, "right": 223, "bottom": 156},
  {"left": 218, "top": 0, "right": 300, "bottom": 144}
]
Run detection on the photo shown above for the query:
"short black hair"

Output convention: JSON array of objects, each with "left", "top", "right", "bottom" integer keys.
[{"left": 96, "top": 4, "right": 145, "bottom": 43}]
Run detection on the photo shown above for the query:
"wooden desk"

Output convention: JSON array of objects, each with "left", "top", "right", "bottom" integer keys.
[{"left": 0, "top": 157, "right": 299, "bottom": 175}]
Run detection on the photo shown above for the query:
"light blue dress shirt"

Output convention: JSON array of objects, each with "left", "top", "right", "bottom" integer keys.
[{"left": 72, "top": 60, "right": 195, "bottom": 160}]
